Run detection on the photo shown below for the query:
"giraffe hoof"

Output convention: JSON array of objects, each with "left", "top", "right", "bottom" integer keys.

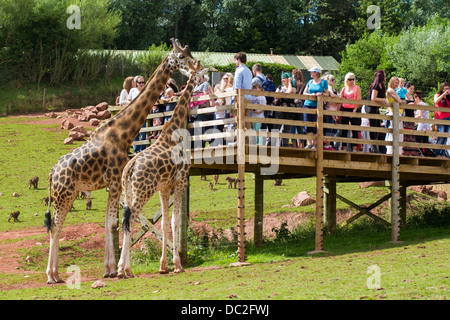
[
  {"left": 159, "top": 269, "right": 169, "bottom": 274},
  {"left": 174, "top": 268, "right": 185, "bottom": 274},
  {"left": 117, "top": 272, "right": 127, "bottom": 279}
]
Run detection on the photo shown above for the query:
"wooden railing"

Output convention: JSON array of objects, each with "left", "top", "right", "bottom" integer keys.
[{"left": 111, "top": 89, "right": 450, "bottom": 156}]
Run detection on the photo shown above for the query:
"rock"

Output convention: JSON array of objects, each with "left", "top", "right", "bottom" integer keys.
[
  {"left": 69, "top": 131, "right": 85, "bottom": 141},
  {"left": 89, "top": 119, "right": 100, "bottom": 126},
  {"left": 45, "top": 111, "right": 57, "bottom": 118},
  {"left": 26, "top": 256, "right": 34, "bottom": 263},
  {"left": 64, "top": 137, "right": 74, "bottom": 145},
  {"left": 92, "top": 280, "right": 107, "bottom": 289},
  {"left": 86, "top": 111, "right": 98, "bottom": 121},
  {"left": 95, "top": 102, "right": 109, "bottom": 112},
  {"left": 359, "top": 181, "right": 386, "bottom": 188},
  {"left": 292, "top": 191, "right": 316, "bottom": 207},
  {"left": 61, "top": 119, "right": 74, "bottom": 130},
  {"left": 13, "top": 193, "right": 20, "bottom": 197},
  {"left": 71, "top": 126, "right": 88, "bottom": 135},
  {"left": 96, "top": 109, "right": 111, "bottom": 120}
]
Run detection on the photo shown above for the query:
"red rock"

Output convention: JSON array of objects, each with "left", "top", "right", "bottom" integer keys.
[{"left": 292, "top": 191, "right": 316, "bottom": 207}]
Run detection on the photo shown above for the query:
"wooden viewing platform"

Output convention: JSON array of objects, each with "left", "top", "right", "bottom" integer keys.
[{"left": 111, "top": 88, "right": 450, "bottom": 263}]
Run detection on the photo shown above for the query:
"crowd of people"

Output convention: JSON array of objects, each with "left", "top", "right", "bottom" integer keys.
[{"left": 117, "top": 52, "right": 450, "bottom": 158}]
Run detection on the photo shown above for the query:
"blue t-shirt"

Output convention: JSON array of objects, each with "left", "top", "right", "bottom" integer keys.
[
  {"left": 304, "top": 79, "right": 328, "bottom": 107},
  {"left": 396, "top": 87, "right": 407, "bottom": 100}
]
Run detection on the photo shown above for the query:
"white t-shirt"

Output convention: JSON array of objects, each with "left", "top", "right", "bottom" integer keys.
[
  {"left": 128, "top": 87, "right": 140, "bottom": 101},
  {"left": 251, "top": 95, "right": 266, "bottom": 118},
  {"left": 119, "top": 89, "right": 130, "bottom": 106}
]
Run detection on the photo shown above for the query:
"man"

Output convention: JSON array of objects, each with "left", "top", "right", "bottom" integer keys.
[
  {"left": 252, "top": 63, "right": 266, "bottom": 86},
  {"left": 233, "top": 52, "right": 252, "bottom": 100}
]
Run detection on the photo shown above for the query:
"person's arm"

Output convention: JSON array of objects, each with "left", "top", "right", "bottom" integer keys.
[
  {"left": 388, "top": 88, "right": 405, "bottom": 104},
  {"left": 435, "top": 91, "right": 449, "bottom": 104},
  {"left": 371, "top": 89, "right": 387, "bottom": 106},
  {"left": 354, "top": 86, "right": 362, "bottom": 112}
]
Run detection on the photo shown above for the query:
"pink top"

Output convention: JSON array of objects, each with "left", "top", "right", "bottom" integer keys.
[
  {"left": 341, "top": 85, "right": 359, "bottom": 109},
  {"left": 435, "top": 98, "right": 450, "bottom": 119}
]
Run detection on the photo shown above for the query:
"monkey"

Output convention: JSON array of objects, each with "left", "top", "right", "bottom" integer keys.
[
  {"left": 8, "top": 211, "right": 20, "bottom": 223},
  {"left": 200, "top": 175, "right": 207, "bottom": 181},
  {"left": 28, "top": 176, "right": 39, "bottom": 189},
  {"left": 273, "top": 179, "right": 282, "bottom": 186},
  {"left": 86, "top": 198, "right": 92, "bottom": 210},
  {"left": 209, "top": 182, "right": 214, "bottom": 191},
  {"left": 213, "top": 174, "right": 219, "bottom": 185},
  {"left": 226, "top": 176, "right": 238, "bottom": 189},
  {"left": 42, "top": 196, "right": 53, "bottom": 206}
]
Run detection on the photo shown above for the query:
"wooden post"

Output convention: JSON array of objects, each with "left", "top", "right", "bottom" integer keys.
[
  {"left": 254, "top": 172, "right": 264, "bottom": 248},
  {"left": 399, "top": 183, "right": 407, "bottom": 228},
  {"left": 390, "top": 102, "right": 402, "bottom": 243},
  {"left": 179, "top": 178, "right": 189, "bottom": 265},
  {"left": 324, "top": 175, "right": 337, "bottom": 234},
  {"left": 237, "top": 89, "right": 247, "bottom": 263},
  {"left": 309, "top": 95, "right": 327, "bottom": 254}
]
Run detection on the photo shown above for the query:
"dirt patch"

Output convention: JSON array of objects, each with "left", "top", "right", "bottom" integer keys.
[{"left": 11, "top": 112, "right": 96, "bottom": 131}]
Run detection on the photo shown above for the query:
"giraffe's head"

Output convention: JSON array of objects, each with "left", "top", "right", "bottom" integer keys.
[
  {"left": 168, "top": 38, "right": 203, "bottom": 73},
  {"left": 180, "top": 61, "right": 209, "bottom": 86}
]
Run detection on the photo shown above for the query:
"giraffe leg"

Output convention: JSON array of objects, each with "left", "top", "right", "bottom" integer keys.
[
  {"left": 171, "top": 181, "right": 187, "bottom": 273},
  {"left": 118, "top": 180, "right": 152, "bottom": 279},
  {"left": 103, "top": 183, "right": 121, "bottom": 278},
  {"left": 159, "top": 189, "right": 171, "bottom": 274},
  {"left": 46, "top": 192, "right": 76, "bottom": 284}
]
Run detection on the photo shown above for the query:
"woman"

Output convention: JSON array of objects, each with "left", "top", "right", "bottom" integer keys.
[
  {"left": 322, "top": 74, "right": 339, "bottom": 151},
  {"left": 291, "top": 69, "right": 306, "bottom": 148},
  {"left": 402, "top": 82, "right": 420, "bottom": 156},
  {"left": 385, "top": 77, "right": 406, "bottom": 155},
  {"left": 414, "top": 90, "right": 432, "bottom": 156},
  {"left": 434, "top": 82, "right": 450, "bottom": 157},
  {"left": 339, "top": 72, "right": 362, "bottom": 152},
  {"left": 129, "top": 75, "right": 147, "bottom": 153},
  {"left": 274, "top": 72, "right": 296, "bottom": 147},
  {"left": 304, "top": 67, "right": 329, "bottom": 149},
  {"left": 118, "top": 76, "right": 134, "bottom": 106},
  {"left": 367, "top": 70, "right": 387, "bottom": 153}
]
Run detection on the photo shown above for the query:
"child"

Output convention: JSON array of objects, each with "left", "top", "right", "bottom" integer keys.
[{"left": 251, "top": 83, "right": 266, "bottom": 145}]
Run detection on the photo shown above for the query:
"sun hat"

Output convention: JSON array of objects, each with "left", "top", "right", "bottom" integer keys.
[{"left": 307, "top": 67, "right": 321, "bottom": 74}]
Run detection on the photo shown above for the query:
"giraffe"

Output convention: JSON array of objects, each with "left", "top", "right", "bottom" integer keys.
[
  {"left": 43, "top": 39, "right": 201, "bottom": 284},
  {"left": 117, "top": 62, "right": 208, "bottom": 278}
]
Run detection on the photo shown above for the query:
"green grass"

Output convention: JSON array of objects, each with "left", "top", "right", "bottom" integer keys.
[{"left": 0, "top": 115, "right": 448, "bottom": 300}]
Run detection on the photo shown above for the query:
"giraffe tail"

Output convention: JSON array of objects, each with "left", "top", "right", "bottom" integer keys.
[
  {"left": 122, "top": 205, "right": 131, "bottom": 234},
  {"left": 44, "top": 172, "right": 53, "bottom": 233}
]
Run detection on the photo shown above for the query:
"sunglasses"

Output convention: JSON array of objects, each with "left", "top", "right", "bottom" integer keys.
[
  {"left": 137, "top": 81, "right": 145, "bottom": 84},
  {"left": 348, "top": 78, "right": 355, "bottom": 81}
]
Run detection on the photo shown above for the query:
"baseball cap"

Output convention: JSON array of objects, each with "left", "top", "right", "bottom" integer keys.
[{"left": 307, "top": 67, "right": 321, "bottom": 74}]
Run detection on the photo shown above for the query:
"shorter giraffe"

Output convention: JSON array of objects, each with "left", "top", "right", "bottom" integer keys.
[{"left": 118, "top": 63, "right": 208, "bottom": 278}]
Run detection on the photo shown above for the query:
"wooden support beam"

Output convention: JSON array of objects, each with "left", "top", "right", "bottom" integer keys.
[
  {"left": 254, "top": 172, "right": 264, "bottom": 247},
  {"left": 179, "top": 177, "right": 190, "bottom": 265},
  {"left": 130, "top": 214, "right": 174, "bottom": 251},
  {"left": 324, "top": 175, "right": 337, "bottom": 234},
  {"left": 336, "top": 193, "right": 391, "bottom": 228},
  {"left": 390, "top": 103, "right": 402, "bottom": 243},
  {"left": 400, "top": 184, "right": 407, "bottom": 228},
  {"left": 309, "top": 95, "right": 327, "bottom": 254},
  {"left": 237, "top": 89, "right": 247, "bottom": 263}
]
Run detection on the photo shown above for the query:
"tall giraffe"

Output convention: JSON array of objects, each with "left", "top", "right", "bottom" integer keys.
[
  {"left": 44, "top": 39, "right": 201, "bottom": 284},
  {"left": 117, "top": 62, "right": 208, "bottom": 278}
]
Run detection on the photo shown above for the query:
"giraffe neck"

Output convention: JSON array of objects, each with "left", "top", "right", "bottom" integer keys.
[
  {"left": 91, "top": 58, "right": 176, "bottom": 147},
  {"left": 160, "top": 76, "right": 196, "bottom": 140}
]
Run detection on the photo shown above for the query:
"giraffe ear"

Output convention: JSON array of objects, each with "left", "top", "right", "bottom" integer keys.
[
  {"left": 179, "top": 68, "right": 190, "bottom": 78},
  {"left": 199, "top": 68, "right": 209, "bottom": 77}
]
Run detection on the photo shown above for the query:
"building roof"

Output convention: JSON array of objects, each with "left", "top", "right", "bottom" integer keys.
[{"left": 191, "top": 51, "right": 340, "bottom": 71}]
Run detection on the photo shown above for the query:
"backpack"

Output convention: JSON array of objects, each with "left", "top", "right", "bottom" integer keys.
[{"left": 261, "top": 78, "right": 276, "bottom": 104}]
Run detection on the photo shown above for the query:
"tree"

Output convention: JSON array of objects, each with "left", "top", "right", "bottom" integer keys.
[{"left": 0, "top": 0, "right": 121, "bottom": 85}]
